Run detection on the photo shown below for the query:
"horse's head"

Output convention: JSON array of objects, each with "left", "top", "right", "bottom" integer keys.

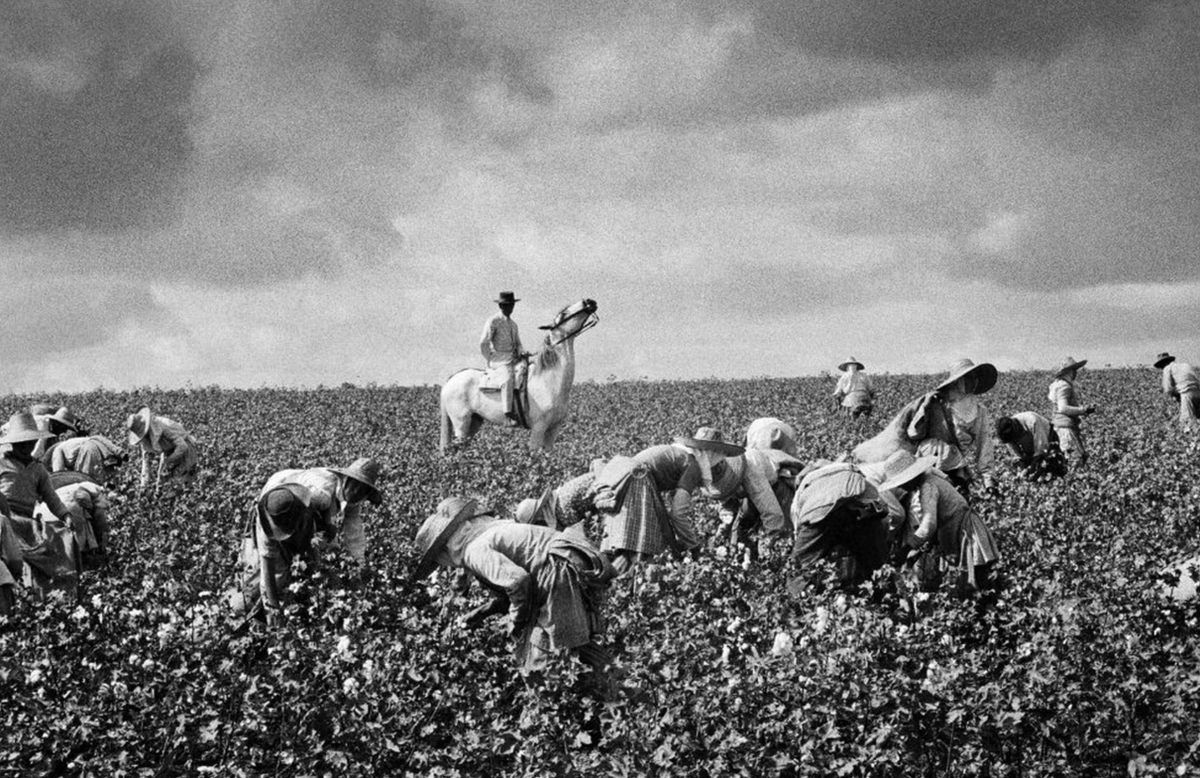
[{"left": 538, "top": 299, "right": 599, "bottom": 341}]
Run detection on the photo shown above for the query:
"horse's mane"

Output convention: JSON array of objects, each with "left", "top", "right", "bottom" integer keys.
[{"left": 533, "top": 335, "right": 561, "bottom": 371}]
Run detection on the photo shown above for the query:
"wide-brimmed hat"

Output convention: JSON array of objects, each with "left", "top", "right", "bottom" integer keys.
[
  {"left": 494, "top": 291, "right": 520, "bottom": 305},
  {"left": 49, "top": 407, "right": 81, "bottom": 432},
  {"left": 838, "top": 357, "right": 864, "bottom": 372},
  {"left": 412, "top": 497, "right": 485, "bottom": 582},
  {"left": 329, "top": 458, "right": 383, "bottom": 505},
  {"left": 674, "top": 426, "right": 744, "bottom": 457},
  {"left": 877, "top": 450, "right": 938, "bottom": 492},
  {"left": 126, "top": 407, "right": 153, "bottom": 446},
  {"left": 262, "top": 484, "right": 315, "bottom": 542},
  {"left": 1154, "top": 352, "right": 1176, "bottom": 370},
  {"left": 515, "top": 487, "right": 557, "bottom": 529},
  {"left": 1055, "top": 356, "right": 1088, "bottom": 378},
  {"left": 0, "top": 410, "right": 55, "bottom": 445},
  {"left": 936, "top": 358, "right": 998, "bottom": 394},
  {"left": 744, "top": 417, "right": 799, "bottom": 457}
]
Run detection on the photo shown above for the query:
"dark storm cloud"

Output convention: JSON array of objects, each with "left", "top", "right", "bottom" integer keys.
[
  {"left": 0, "top": 2, "right": 199, "bottom": 233},
  {"left": 748, "top": 0, "right": 1149, "bottom": 66}
]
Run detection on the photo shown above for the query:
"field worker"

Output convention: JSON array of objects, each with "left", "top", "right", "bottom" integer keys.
[
  {"left": 36, "top": 471, "right": 112, "bottom": 561},
  {"left": 37, "top": 407, "right": 87, "bottom": 463},
  {"left": 0, "top": 404, "right": 70, "bottom": 460},
  {"left": 480, "top": 291, "right": 526, "bottom": 424},
  {"left": 126, "top": 407, "right": 199, "bottom": 488},
  {"left": 0, "top": 411, "right": 84, "bottom": 601},
  {"left": 0, "top": 411, "right": 83, "bottom": 525},
  {"left": 412, "top": 496, "right": 616, "bottom": 690},
  {"left": 876, "top": 450, "right": 1000, "bottom": 593},
  {"left": 706, "top": 439, "right": 805, "bottom": 562},
  {"left": 854, "top": 358, "right": 999, "bottom": 496},
  {"left": 235, "top": 483, "right": 330, "bottom": 626},
  {"left": 257, "top": 458, "right": 382, "bottom": 568},
  {"left": 1049, "top": 356, "right": 1096, "bottom": 466},
  {"left": 590, "top": 427, "right": 743, "bottom": 576},
  {"left": 48, "top": 434, "right": 129, "bottom": 485},
  {"left": 1154, "top": 352, "right": 1200, "bottom": 432},
  {"left": 994, "top": 412, "right": 1067, "bottom": 481},
  {"left": 832, "top": 357, "right": 876, "bottom": 419},
  {"left": 787, "top": 461, "right": 890, "bottom": 595}
]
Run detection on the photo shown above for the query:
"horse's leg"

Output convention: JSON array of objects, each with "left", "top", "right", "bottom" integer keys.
[
  {"left": 440, "top": 408, "right": 453, "bottom": 453},
  {"left": 540, "top": 421, "right": 563, "bottom": 450},
  {"left": 527, "top": 423, "right": 548, "bottom": 452}
]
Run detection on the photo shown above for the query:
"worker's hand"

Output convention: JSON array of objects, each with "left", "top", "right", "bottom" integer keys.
[
  {"left": 1085, "top": 405, "right": 1098, "bottom": 415},
  {"left": 450, "top": 569, "right": 472, "bottom": 595}
]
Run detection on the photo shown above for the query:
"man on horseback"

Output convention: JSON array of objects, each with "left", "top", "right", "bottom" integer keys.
[{"left": 480, "top": 291, "right": 526, "bottom": 425}]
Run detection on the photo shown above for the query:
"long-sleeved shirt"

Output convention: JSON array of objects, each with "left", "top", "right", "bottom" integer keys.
[
  {"left": 0, "top": 454, "right": 73, "bottom": 519},
  {"left": 906, "top": 471, "right": 969, "bottom": 547},
  {"left": 633, "top": 444, "right": 703, "bottom": 494},
  {"left": 480, "top": 313, "right": 523, "bottom": 365},
  {"left": 459, "top": 521, "right": 604, "bottom": 632},
  {"left": 706, "top": 449, "right": 801, "bottom": 534},
  {"left": 49, "top": 436, "right": 125, "bottom": 483},
  {"left": 833, "top": 370, "right": 875, "bottom": 408},
  {"left": 134, "top": 414, "right": 197, "bottom": 486},
  {"left": 1004, "top": 411, "right": 1052, "bottom": 464},
  {"left": 261, "top": 468, "right": 367, "bottom": 563},
  {"left": 1162, "top": 362, "right": 1200, "bottom": 397},
  {"left": 792, "top": 463, "right": 885, "bottom": 528},
  {"left": 1048, "top": 379, "right": 1088, "bottom": 429}
]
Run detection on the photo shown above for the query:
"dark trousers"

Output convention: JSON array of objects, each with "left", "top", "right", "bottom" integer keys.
[{"left": 788, "top": 505, "right": 888, "bottom": 594}]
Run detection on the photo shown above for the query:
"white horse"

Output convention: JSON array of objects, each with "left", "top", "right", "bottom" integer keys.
[{"left": 439, "top": 299, "right": 599, "bottom": 453}]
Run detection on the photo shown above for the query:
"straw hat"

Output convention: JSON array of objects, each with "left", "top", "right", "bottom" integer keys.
[
  {"left": 412, "top": 497, "right": 486, "bottom": 582},
  {"left": 126, "top": 407, "right": 153, "bottom": 446},
  {"left": 1154, "top": 352, "right": 1176, "bottom": 370},
  {"left": 838, "top": 357, "right": 864, "bottom": 372},
  {"left": 936, "top": 358, "right": 998, "bottom": 394},
  {"left": 0, "top": 410, "right": 55, "bottom": 445},
  {"left": 514, "top": 487, "right": 557, "bottom": 529},
  {"left": 877, "top": 450, "right": 938, "bottom": 492},
  {"left": 329, "top": 458, "right": 383, "bottom": 505},
  {"left": 494, "top": 291, "right": 520, "bottom": 304},
  {"left": 261, "top": 485, "right": 315, "bottom": 542},
  {"left": 1054, "top": 356, "right": 1088, "bottom": 379},
  {"left": 674, "top": 426, "right": 744, "bottom": 457},
  {"left": 744, "top": 417, "right": 799, "bottom": 456},
  {"left": 49, "top": 407, "right": 81, "bottom": 432}
]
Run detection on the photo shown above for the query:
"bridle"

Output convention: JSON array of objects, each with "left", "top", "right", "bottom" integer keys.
[{"left": 543, "top": 302, "right": 599, "bottom": 347}]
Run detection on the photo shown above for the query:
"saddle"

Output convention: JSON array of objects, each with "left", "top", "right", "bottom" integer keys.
[{"left": 479, "top": 359, "right": 530, "bottom": 428}]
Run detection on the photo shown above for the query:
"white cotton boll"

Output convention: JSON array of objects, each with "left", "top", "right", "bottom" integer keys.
[
  {"left": 336, "top": 635, "right": 352, "bottom": 659},
  {"left": 771, "top": 632, "right": 794, "bottom": 657},
  {"left": 813, "top": 606, "right": 830, "bottom": 635},
  {"left": 715, "top": 545, "right": 728, "bottom": 559}
]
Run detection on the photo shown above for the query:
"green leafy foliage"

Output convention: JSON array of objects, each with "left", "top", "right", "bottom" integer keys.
[{"left": 1, "top": 371, "right": 1198, "bottom": 776}]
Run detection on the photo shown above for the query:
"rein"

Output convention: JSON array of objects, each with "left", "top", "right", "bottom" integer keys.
[{"left": 545, "top": 308, "right": 599, "bottom": 347}]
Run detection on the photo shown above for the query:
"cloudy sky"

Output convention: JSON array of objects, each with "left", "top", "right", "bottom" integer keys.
[{"left": 3, "top": 0, "right": 1198, "bottom": 392}]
